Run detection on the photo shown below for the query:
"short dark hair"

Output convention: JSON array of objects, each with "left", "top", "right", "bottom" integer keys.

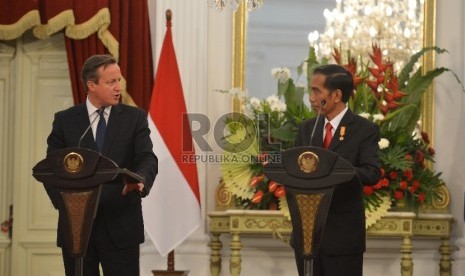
[
  {"left": 312, "top": 64, "right": 354, "bottom": 103},
  {"left": 81, "top": 54, "right": 117, "bottom": 92}
]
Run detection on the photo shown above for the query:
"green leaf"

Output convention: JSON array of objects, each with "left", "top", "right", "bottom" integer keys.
[
  {"left": 404, "top": 67, "right": 448, "bottom": 106},
  {"left": 379, "top": 145, "right": 413, "bottom": 171},
  {"left": 283, "top": 79, "right": 297, "bottom": 107},
  {"left": 306, "top": 47, "right": 320, "bottom": 84},
  {"left": 271, "top": 124, "right": 297, "bottom": 143},
  {"left": 382, "top": 104, "right": 420, "bottom": 133},
  {"left": 297, "top": 62, "right": 304, "bottom": 76},
  {"left": 277, "top": 79, "right": 290, "bottom": 98},
  {"left": 294, "top": 86, "right": 305, "bottom": 106},
  {"left": 398, "top": 46, "right": 448, "bottom": 89}
]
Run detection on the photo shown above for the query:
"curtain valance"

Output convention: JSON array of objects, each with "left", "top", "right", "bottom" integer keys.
[{"left": 0, "top": 0, "right": 154, "bottom": 110}]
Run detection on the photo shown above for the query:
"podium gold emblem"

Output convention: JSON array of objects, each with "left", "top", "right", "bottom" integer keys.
[
  {"left": 63, "top": 152, "right": 84, "bottom": 174},
  {"left": 298, "top": 151, "right": 319, "bottom": 173}
]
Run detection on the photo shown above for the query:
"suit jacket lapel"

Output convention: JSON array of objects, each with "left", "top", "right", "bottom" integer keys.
[
  {"left": 74, "top": 103, "right": 97, "bottom": 149},
  {"left": 329, "top": 109, "right": 355, "bottom": 150},
  {"left": 102, "top": 104, "right": 122, "bottom": 154},
  {"left": 310, "top": 116, "right": 325, "bottom": 147}
]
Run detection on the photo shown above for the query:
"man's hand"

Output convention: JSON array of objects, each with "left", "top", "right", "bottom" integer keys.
[{"left": 122, "top": 182, "right": 145, "bottom": 196}]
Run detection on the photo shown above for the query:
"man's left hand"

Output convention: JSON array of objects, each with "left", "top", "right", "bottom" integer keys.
[{"left": 122, "top": 182, "right": 145, "bottom": 196}]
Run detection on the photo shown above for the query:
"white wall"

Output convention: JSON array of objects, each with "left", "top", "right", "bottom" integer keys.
[
  {"left": 139, "top": 0, "right": 465, "bottom": 276},
  {"left": 435, "top": 0, "right": 465, "bottom": 275}
]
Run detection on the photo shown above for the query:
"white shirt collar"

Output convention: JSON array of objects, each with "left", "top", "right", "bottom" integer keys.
[
  {"left": 325, "top": 106, "right": 348, "bottom": 130},
  {"left": 86, "top": 97, "right": 112, "bottom": 139},
  {"left": 86, "top": 97, "right": 112, "bottom": 116}
]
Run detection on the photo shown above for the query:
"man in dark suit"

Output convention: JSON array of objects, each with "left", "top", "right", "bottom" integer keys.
[
  {"left": 293, "top": 64, "right": 381, "bottom": 276},
  {"left": 46, "top": 54, "right": 158, "bottom": 276}
]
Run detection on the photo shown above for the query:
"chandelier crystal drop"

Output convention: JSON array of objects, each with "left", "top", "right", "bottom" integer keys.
[
  {"left": 208, "top": 0, "right": 264, "bottom": 12},
  {"left": 309, "top": 0, "right": 424, "bottom": 70}
]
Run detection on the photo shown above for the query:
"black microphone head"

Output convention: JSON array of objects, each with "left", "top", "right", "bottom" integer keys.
[{"left": 321, "top": 99, "right": 327, "bottom": 106}]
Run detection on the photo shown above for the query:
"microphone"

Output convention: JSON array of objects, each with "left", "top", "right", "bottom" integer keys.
[
  {"left": 77, "top": 108, "right": 104, "bottom": 148},
  {"left": 309, "top": 99, "right": 327, "bottom": 147}
]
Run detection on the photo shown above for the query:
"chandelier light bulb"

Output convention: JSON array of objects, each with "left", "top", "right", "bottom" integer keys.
[
  {"left": 347, "top": 27, "right": 354, "bottom": 38},
  {"left": 349, "top": 19, "right": 358, "bottom": 28},
  {"left": 208, "top": 0, "right": 263, "bottom": 12},
  {"left": 408, "top": 10, "right": 415, "bottom": 19},
  {"left": 369, "top": 26, "right": 377, "bottom": 37},
  {"left": 386, "top": 6, "right": 393, "bottom": 16},
  {"left": 247, "top": 0, "right": 264, "bottom": 12},
  {"left": 404, "top": 28, "right": 411, "bottom": 38},
  {"left": 310, "top": 0, "right": 423, "bottom": 70},
  {"left": 208, "top": 0, "right": 227, "bottom": 11},
  {"left": 346, "top": 6, "right": 355, "bottom": 16},
  {"left": 364, "top": 6, "right": 372, "bottom": 15}
]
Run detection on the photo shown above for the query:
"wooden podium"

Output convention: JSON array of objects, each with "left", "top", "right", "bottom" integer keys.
[
  {"left": 263, "top": 146, "right": 356, "bottom": 276},
  {"left": 32, "top": 147, "right": 143, "bottom": 276}
]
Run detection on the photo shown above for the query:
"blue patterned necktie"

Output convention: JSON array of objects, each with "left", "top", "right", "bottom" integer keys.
[{"left": 96, "top": 108, "right": 106, "bottom": 152}]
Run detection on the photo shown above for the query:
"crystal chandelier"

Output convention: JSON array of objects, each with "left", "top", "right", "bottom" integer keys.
[
  {"left": 308, "top": 0, "right": 424, "bottom": 69},
  {"left": 208, "top": 0, "right": 264, "bottom": 12}
]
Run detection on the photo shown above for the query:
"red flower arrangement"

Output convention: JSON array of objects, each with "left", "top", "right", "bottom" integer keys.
[
  {"left": 332, "top": 43, "right": 448, "bottom": 211},
  {"left": 223, "top": 43, "right": 462, "bottom": 214}
]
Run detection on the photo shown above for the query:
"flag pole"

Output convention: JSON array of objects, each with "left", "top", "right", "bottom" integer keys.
[
  {"left": 152, "top": 249, "right": 189, "bottom": 276},
  {"left": 167, "top": 250, "right": 175, "bottom": 271},
  {"left": 151, "top": 10, "right": 189, "bottom": 276},
  {"left": 148, "top": 8, "right": 200, "bottom": 275}
]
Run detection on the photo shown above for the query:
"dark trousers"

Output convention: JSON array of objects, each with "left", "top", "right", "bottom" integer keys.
[
  {"left": 295, "top": 249, "right": 363, "bottom": 276},
  {"left": 62, "top": 215, "right": 140, "bottom": 276}
]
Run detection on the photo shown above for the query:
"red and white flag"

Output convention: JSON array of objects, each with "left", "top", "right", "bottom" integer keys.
[{"left": 143, "top": 11, "right": 201, "bottom": 257}]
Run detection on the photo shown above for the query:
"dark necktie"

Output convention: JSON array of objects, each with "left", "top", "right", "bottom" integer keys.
[
  {"left": 323, "top": 122, "right": 332, "bottom": 149},
  {"left": 96, "top": 109, "right": 106, "bottom": 152}
]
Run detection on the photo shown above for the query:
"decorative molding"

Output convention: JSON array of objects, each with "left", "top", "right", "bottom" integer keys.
[
  {"left": 209, "top": 210, "right": 453, "bottom": 276},
  {"left": 0, "top": 42, "right": 15, "bottom": 61},
  {"left": 0, "top": 42, "right": 13, "bottom": 276},
  {"left": 214, "top": 180, "right": 235, "bottom": 209},
  {"left": 24, "top": 248, "right": 64, "bottom": 276},
  {"left": 422, "top": 0, "right": 436, "bottom": 148}
]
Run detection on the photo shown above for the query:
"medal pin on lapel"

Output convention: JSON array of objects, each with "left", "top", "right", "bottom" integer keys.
[{"left": 339, "top": 126, "right": 346, "bottom": 141}]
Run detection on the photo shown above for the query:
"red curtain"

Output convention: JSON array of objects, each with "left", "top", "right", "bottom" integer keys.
[
  {"left": 0, "top": 0, "right": 154, "bottom": 111},
  {"left": 108, "top": 0, "right": 154, "bottom": 111},
  {"left": 0, "top": 1, "right": 38, "bottom": 24},
  {"left": 65, "top": 34, "right": 108, "bottom": 105}
]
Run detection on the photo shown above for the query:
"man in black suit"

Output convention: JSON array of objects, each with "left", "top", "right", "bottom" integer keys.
[
  {"left": 46, "top": 54, "right": 158, "bottom": 276},
  {"left": 293, "top": 64, "right": 381, "bottom": 276}
]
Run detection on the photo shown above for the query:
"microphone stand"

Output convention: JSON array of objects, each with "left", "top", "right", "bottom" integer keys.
[
  {"left": 305, "top": 99, "right": 325, "bottom": 276},
  {"left": 77, "top": 108, "right": 105, "bottom": 148},
  {"left": 309, "top": 100, "right": 326, "bottom": 147},
  {"left": 74, "top": 107, "right": 105, "bottom": 275}
]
